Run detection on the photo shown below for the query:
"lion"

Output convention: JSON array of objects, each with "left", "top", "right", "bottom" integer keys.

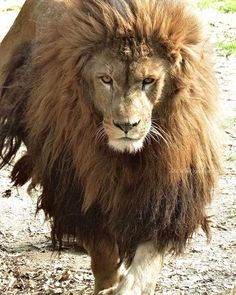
[{"left": 0, "top": 0, "right": 221, "bottom": 294}]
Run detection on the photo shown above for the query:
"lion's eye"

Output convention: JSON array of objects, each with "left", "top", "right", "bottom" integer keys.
[
  {"left": 100, "top": 75, "right": 113, "bottom": 84},
  {"left": 143, "top": 78, "right": 155, "bottom": 85}
]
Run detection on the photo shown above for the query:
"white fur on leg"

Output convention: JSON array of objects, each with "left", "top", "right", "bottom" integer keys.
[{"left": 113, "top": 242, "right": 164, "bottom": 295}]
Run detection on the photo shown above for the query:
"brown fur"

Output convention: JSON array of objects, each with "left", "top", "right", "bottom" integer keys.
[{"left": 1, "top": 0, "right": 220, "bottom": 274}]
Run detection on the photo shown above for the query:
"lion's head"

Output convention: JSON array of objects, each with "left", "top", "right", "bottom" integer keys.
[
  {"left": 84, "top": 47, "right": 166, "bottom": 153},
  {"left": 27, "top": 0, "right": 210, "bottom": 157}
]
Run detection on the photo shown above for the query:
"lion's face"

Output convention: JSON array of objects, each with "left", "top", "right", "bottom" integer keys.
[{"left": 84, "top": 49, "right": 167, "bottom": 153}]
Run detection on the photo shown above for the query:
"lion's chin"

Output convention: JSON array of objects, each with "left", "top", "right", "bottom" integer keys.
[{"left": 108, "top": 138, "right": 144, "bottom": 153}]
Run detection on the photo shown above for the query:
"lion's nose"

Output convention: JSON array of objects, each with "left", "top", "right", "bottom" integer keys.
[{"left": 113, "top": 120, "right": 140, "bottom": 134}]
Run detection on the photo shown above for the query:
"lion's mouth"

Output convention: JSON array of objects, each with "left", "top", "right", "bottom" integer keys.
[{"left": 119, "top": 137, "right": 141, "bottom": 141}]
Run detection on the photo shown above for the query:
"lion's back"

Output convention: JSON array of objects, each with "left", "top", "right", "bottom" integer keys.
[{"left": 0, "top": 0, "right": 66, "bottom": 88}]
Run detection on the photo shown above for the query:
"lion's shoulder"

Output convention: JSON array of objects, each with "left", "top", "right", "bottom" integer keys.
[{"left": 0, "top": 0, "right": 66, "bottom": 86}]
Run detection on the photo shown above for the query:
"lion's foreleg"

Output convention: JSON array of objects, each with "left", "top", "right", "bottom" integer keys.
[
  {"left": 113, "top": 242, "right": 164, "bottom": 295},
  {"left": 84, "top": 238, "right": 122, "bottom": 295}
]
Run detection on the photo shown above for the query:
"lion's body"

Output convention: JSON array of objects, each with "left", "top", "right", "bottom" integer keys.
[{"left": 0, "top": 0, "right": 221, "bottom": 293}]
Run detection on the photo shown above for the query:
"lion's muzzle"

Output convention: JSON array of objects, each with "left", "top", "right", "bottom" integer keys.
[{"left": 113, "top": 120, "right": 141, "bottom": 134}]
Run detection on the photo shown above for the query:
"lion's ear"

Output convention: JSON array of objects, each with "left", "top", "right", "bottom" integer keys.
[
  {"left": 167, "top": 47, "right": 183, "bottom": 65},
  {"left": 153, "top": 1, "right": 203, "bottom": 66},
  {"left": 168, "top": 42, "right": 206, "bottom": 82},
  {"left": 163, "top": 26, "right": 203, "bottom": 67}
]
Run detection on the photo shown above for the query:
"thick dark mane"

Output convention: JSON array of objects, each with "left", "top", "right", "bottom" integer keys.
[{"left": 0, "top": 0, "right": 221, "bottom": 261}]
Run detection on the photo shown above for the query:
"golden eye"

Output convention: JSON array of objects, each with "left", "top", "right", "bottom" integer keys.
[
  {"left": 100, "top": 75, "right": 112, "bottom": 84},
  {"left": 143, "top": 78, "right": 155, "bottom": 85}
]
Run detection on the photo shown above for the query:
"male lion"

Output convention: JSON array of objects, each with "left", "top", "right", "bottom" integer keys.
[{"left": 0, "top": 0, "right": 221, "bottom": 294}]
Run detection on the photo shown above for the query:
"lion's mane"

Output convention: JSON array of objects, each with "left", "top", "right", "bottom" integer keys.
[{"left": 0, "top": 0, "right": 220, "bottom": 261}]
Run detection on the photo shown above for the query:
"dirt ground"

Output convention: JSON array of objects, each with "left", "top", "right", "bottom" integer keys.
[{"left": 0, "top": 5, "right": 236, "bottom": 295}]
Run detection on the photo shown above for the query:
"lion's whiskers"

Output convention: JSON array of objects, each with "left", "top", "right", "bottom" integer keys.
[
  {"left": 147, "top": 130, "right": 160, "bottom": 144},
  {"left": 144, "top": 135, "right": 152, "bottom": 145},
  {"left": 148, "top": 122, "right": 171, "bottom": 146},
  {"left": 95, "top": 123, "right": 107, "bottom": 143},
  {"left": 152, "top": 122, "right": 171, "bottom": 140}
]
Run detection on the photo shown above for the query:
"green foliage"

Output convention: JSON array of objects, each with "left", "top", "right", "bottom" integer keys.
[
  {"left": 227, "top": 154, "right": 236, "bottom": 162},
  {"left": 198, "top": 0, "right": 220, "bottom": 9},
  {"left": 215, "top": 39, "right": 236, "bottom": 56},
  {"left": 198, "top": 0, "right": 236, "bottom": 12},
  {"left": 222, "top": 111, "right": 236, "bottom": 128}
]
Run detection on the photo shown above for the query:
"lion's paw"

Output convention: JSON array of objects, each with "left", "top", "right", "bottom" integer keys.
[
  {"left": 111, "top": 274, "right": 142, "bottom": 295},
  {"left": 97, "top": 279, "right": 153, "bottom": 295},
  {"left": 97, "top": 286, "right": 117, "bottom": 295}
]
